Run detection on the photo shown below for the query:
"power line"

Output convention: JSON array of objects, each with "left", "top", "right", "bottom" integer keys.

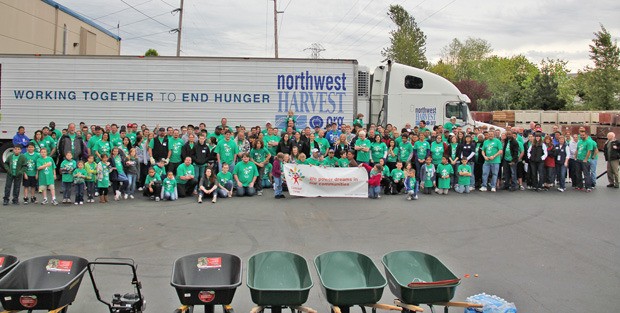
[
  {"left": 0, "top": 33, "right": 54, "bottom": 52},
  {"left": 317, "top": 0, "right": 361, "bottom": 44},
  {"left": 123, "top": 30, "right": 171, "bottom": 40},
  {"left": 93, "top": 0, "right": 153, "bottom": 20},
  {"left": 324, "top": 0, "right": 375, "bottom": 46},
  {"left": 108, "top": 10, "right": 172, "bottom": 30},
  {"left": 119, "top": 0, "right": 175, "bottom": 30},
  {"left": 160, "top": 0, "right": 176, "bottom": 8},
  {"left": 418, "top": 0, "right": 458, "bottom": 24}
]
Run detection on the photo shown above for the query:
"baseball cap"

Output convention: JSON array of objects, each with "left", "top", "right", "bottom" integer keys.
[
  {"left": 311, "top": 148, "right": 319, "bottom": 153},
  {"left": 158, "top": 127, "right": 165, "bottom": 132}
]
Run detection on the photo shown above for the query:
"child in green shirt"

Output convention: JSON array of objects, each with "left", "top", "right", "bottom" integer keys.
[
  {"left": 97, "top": 154, "right": 111, "bottom": 203},
  {"left": 455, "top": 158, "right": 472, "bottom": 194},
  {"left": 216, "top": 163, "right": 234, "bottom": 198},
  {"left": 84, "top": 155, "right": 98, "bottom": 202},
  {"left": 60, "top": 152, "right": 76, "bottom": 204},
  {"left": 144, "top": 167, "right": 162, "bottom": 201},
  {"left": 404, "top": 168, "right": 418, "bottom": 200},
  {"left": 162, "top": 171, "right": 178, "bottom": 201},
  {"left": 36, "top": 148, "right": 57, "bottom": 205},
  {"left": 436, "top": 156, "right": 453, "bottom": 195},
  {"left": 73, "top": 161, "right": 87, "bottom": 205},
  {"left": 420, "top": 156, "right": 436, "bottom": 195},
  {"left": 389, "top": 161, "right": 405, "bottom": 194}
]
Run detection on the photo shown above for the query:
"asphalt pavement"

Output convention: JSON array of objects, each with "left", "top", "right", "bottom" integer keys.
[{"left": 0, "top": 160, "right": 618, "bottom": 313}]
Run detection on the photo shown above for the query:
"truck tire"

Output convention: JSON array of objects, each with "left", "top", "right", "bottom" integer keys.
[{"left": 0, "top": 141, "right": 13, "bottom": 172}]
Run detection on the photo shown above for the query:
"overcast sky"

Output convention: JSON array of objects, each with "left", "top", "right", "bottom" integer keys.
[{"left": 56, "top": 0, "right": 620, "bottom": 72}]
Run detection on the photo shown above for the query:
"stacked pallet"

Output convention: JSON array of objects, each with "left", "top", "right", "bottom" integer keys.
[{"left": 492, "top": 110, "right": 515, "bottom": 126}]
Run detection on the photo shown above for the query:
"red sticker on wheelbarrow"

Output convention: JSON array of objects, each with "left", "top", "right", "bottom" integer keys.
[
  {"left": 197, "top": 257, "right": 222, "bottom": 269},
  {"left": 20, "top": 295, "right": 38, "bottom": 308},
  {"left": 46, "top": 259, "right": 73, "bottom": 272},
  {"left": 198, "top": 291, "right": 215, "bottom": 303},
  {"left": 0, "top": 256, "right": 4, "bottom": 267}
]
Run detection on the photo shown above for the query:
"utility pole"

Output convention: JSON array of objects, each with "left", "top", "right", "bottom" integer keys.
[
  {"left": 273, "top": 0, "right": 283, "bottom": 58},
  {"left": 174, "top": 0, "right": 184, "bottom": 57},
  {"left": 304, "top": 43, "right": 325, "bottom": 59}
]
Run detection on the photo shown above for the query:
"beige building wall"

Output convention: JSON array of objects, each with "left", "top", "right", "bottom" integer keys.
[{"left": 0, "top": 0, "right": 120, "bottom": 55}]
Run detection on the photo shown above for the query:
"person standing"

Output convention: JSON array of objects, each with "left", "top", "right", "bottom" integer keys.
[
  {"left": 575, "top": 130, "right": 593, "bottom": 192},
  {"left": 480, "top": 131, "right": 503, "bottom": 192},
  {"left": 3, "top": 146, "right": 26, "bottom": 205},
  {"left": 603, "top": 132, "right": 620, "bottom": 189},
  {"left": 12, "top": 126, "right": 29, "bottom": 153}
]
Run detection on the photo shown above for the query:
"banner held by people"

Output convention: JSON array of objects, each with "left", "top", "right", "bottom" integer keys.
[{"left": 283, "top": 164, "right": 368, "bottom": 198}]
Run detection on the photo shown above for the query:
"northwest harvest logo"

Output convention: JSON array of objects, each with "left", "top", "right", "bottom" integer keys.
[{"left": 288, "top": 166, "right": 305, "bottom": 185}]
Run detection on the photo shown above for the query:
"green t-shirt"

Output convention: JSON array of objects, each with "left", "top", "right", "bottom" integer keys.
[
  {"left": 217, "top": 171, "right": 233, "bottom": 187},
  {"left": 323, "top": 157, "right": 338, "bottom": 167},
  {"left": 391, "top": 168, "right": 405, "bottom": 181},
  {"left": 450, "top": 143, "right": 458, "bottom": 161},
  {"left": 73, "top": 168, "right": 87, "bottom": 184},
  {"left": 370, "top": 142, "right": 387, "bottom": 162},
  {"left": 152, "top": 164, "right": 165, "bottom": 179},
  {"left": 263, "top": 163, "right": 273, "bottom": 179},
  {"left": 109, "top": 132, "right": 122, "bottom": 148},
  {"left": 10, "top": 155, "right": 19, "bottom": 176},
  {"left": 97, "top": 162, "right": 110, "bottom": 188},
  {"left": 127, "top": 132, "right": 137, "bottom": 145},
  {"left": 457, "top": 164, "right": 472, "bottom": 186},
  {"left": 251, "top": 148, "right": 269, "bottom": 164},
  {"left": 264, "top": 135, "right": 280, "bottom": 156},
  {"left": 96, "top": 141, "right": 112, "bottom": 159},
  {"left": 23, "top": 152, "right": 39, "bottom": 176},
  {"left": 418, "top": 127, "right": 430, "bottom": 134},
  {"left": 395, "top": 137, "right": 405, "bottom": 148},
  {"left": 60, "top": 159, "right": 77, "bottom": 183},
  {"left": 316, "top": 138, "right": 331, "bottom": 155},
  {"left": 88, "top": 134, "right": 102, "bottom": 152},
  {"left": 382, "top": 166, "right": 390, "bottom": 178},
  {"left": 163, "top": 177, "right": 177, "bottom": 193},
  {"left": 337, "top": 158, "right": 349, "bottom": 168},
  {"left": 42, "top": 136, "right": 56, "bottom": 153},
  {"left": 386, "top": 147, "right": 399, "bottom": 163},
  {"left": 504, "top": 142, "right": 513, "bottom": 162},
  {"left": 444, "top": 122, "right": 455, "bottom": 132},
  {"left": 168, "top": 138, "right": 185, "bottom": 163},
  {"left": 430, "top": 142, "right": 445, "bottom": 164},
  {"left": 216, "top": 139, "right": 239, "bottom": 164},
  {"left": 414, "top": 141, "right": 429, "bottom": 160},
  {"left": 482, "top": 138, "right": 502, "bottom": 164},
  {"left": 85, "top": 161, "right": 97, "bottom": 182},
  {"left": 306, "top": 158, "right": 321, "bottom": 166},
  {"left": 176, "top": 163, "right": 195, "bottom": 184},
  {"left": 353, "top": 118, "right": 364, "bottom": 127},
  {"left": 144, "top": 174, "right": 161, "bottom": 186},
  {"left": 30, "top": 140, "right": 45, "bottom": 153},
  {"left": 36, "top": 156, "right": 56, "bottom": 186},
  {"left": 233, "top": 161, "right": 258, "bottom": 186},
  {"left": 437, "top": 163, "right": 453, "bottom": 189},
  {"left": 398, "top": 142, "right": 413, "bottom": 162},
  {"left": 577, "top": 138, "right": 595, "bottom": 161},
  {"left": 355, "top": 138, "right": 371, "bottom": 163},
  {"left": 588, "top": 137, "right": 598, "bottom": 159},
  {"left": 111, "top": 155, "right": 125, "bottom": 174},
  {"left": 422, "top": 164, "right": 435, "bottom": 188}
]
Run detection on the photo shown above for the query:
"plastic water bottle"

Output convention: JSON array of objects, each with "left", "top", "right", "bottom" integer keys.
[{"left": 464, "top": 293, "right": 517, "bottom": 313}]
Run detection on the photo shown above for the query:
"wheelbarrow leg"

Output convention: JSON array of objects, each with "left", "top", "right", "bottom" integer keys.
[
  {"left": 359, "top": 305, "right": 367, "bottom": 313},
  {"left": 270, "top": 306, "right": 282, "bottom": 313},
  {"left": 204, "top": 304, "right": 215, "bottom": 313}
]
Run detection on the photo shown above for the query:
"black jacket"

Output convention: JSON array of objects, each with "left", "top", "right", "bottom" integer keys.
[
  {"left": 604, "top": 139, "right": 620, "bottom": 161},
  {"left": 503, "top": 138, "right": 520, "bottom": 163},
  {"left": 181, "top": 142, "right": 197, "bottom": 163},
  {"left": 194, "top": 141, "right": 210, "bottom": 165},
  {"left": 58, "top": 133, "right": 86, "bottom": 162}
]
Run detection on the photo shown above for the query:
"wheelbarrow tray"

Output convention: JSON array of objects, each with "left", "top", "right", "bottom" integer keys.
[
  {"left": 171, "top": 253, "right": 242, "bottom": 306},
  {"left": 314, "top": 251, "right": 386, "bottom": 307},
  {"left": 0, "top": 255, "right": 89, "bottom": 311},
  {"left": 0, "top": 254, "right": 19, "bottom": 279},
  {"left": 382, "top": 251, "right": 460, "bottom": 304},
  {"left": 247, "top": 251, "right": 313, "bottom": 306}
]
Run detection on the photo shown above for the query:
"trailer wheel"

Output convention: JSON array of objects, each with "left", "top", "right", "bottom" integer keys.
[{"left": 0, "top": 141, "right": 14, "bottom": 171}]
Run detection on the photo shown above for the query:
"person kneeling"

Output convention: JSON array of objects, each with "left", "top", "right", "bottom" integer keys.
[
  {"left": 455, "top": 158, "right": 472, "bottom": 194},
  {"left": 233, "top": 153, "right": 259, "bottom": 197},
  {"left": 144, "top": 167, "right": 162, "bottom": 201},
  {"left": 162, "top": 171, "right": 178, "bottom": 201},
  {"left": 176, "top": 157, "right": 197, "bottom": 198}
]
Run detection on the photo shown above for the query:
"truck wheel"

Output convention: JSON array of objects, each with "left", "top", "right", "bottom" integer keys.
[{"left": 0, "top": 141, "right": 14, "bottom": 171}]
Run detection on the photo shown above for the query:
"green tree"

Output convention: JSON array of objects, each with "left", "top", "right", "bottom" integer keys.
[
  {"left": 580, "top": 25, "right": 620, "bottom": 110},
  {"left": 381, "top": 5, "right": 428, "bottom": 69},
  {"left": 441, "top": 37, "right": 492, "bottom": 80},
  {"left": 528, "top": 59, "right": 568, "bottom": 110},
  {"left": 144, "top": 49, "right": 159, "bottom": 57}
]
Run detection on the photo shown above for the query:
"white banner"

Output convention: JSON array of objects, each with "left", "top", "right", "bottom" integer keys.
[{"left": 283, "top": 164, "right": 369, "bottom": 198}]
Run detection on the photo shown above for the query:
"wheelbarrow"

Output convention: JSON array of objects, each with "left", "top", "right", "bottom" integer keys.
[
  {"left": 382, "top": 251, "right": 483, "bottom": 313},
  {"left": 0, "top": 254, "right": 20, "bottom": 312},
  {"left": 0, "top": 255, "right": 89, "bottom": 312},
  {"left": 314, "top": 251, "right": 399, "bottom": 313},
  {"left": 171, "top": 253, "right": 242, "bottom": 313},
  {"left": 247, "top": 251, "right": 315, "bottom": 313}
]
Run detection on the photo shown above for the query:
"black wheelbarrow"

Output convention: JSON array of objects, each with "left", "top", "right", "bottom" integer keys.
[
  {"left": 171, "top": 253, "right": 242, "bottom": 313},
  {"left": 0, "top": 254, "right": 19, "bottom": 280},
  {"left": 0, "top": 255, "right": 89, "bottom": 312},
  {"left": 247, "top": 251, "right": 315, "bottom": 313}
]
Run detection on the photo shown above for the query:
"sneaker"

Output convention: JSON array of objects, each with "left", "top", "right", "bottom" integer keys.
[
  {"left": 406, "top": 195, "right": 412, "bottom": 201},
  {"left": 377, "top": 194, "right": 381, "bottom": 198},
  {"left": 257, "top": 191, "right": 263, "bottom": 196},
  {"left": 79, "top": 201, "right": 84, "bottom": 205},
  {"left": 123, "top": 193, "right": 128, "bottom": 200},
  {"left": 74, "top": 202, "right": 79, "bottom": 205},
  {"left": 469, "top": 186, "right": 475, "bottom": 192},
  {"left": 491, "top": 187, "right": 496, "bottom": 192},
  {"left": 155, "top": 197, "right": 161, "bottom": 202},
  {"left": 138, "top": 187, "right": 144, "bottom": 191},
  {"left": 435, "top": 188, "right": 439, "bottom": 193},
  {"left": 41, "top": 198, "right": 48, "bottom": 205},
  {"left": 129, "top": 195, "right": 134, "bottom": 199},
  {"left": 2, "top": 200, "right": 8, "bottom": 206},
  {"left": 212, "top": 197, "right": 217, "bottom": 203},
  {"left": 94, "top": 192, "right": 99, "bottom": 197},
  {"left": 413, "top": 195, "right": 418, "bottom": 200},
  {"left": 479, "top": 187, "right": 488, "bottom": 192},
  {"left": 23, "top": 197, "right": 29, "bottom": 205},
  {"left": 52, "top": 199, "right": 58, "bottom": 206},
  {"left": 31, "top": 196, "right": 37, "bottom": 203},
  {"left": 519, "top": 185, "right": 525, "bottom": 191},
  {"left": 586, "top": 188, "right": 592, "bottom": 193},
  {"left": 198, "top": 196, "right": 203, "bottom": 203},
  {"left": 557, "top": 188, "right": 565, "bottom": 192},
  {"left": 114, "top": 194, "right": 120, "bottom": 201}
]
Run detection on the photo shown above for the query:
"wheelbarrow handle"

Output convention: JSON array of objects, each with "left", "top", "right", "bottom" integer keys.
[{"left": 365, "top": 303, "right": 403, "bottom": 311}]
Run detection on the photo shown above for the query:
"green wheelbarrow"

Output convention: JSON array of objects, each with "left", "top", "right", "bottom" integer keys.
[
  {"left": 382, "top": 251, "right": 482, "bottom": 313},
  {"left": 247, "top": 251, "right": 315, "bottom": 313},
  {"left": 314, "top": 251, "right": 400, "bottom": 313}
]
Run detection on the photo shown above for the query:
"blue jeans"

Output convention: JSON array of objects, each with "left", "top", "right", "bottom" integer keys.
[
  {"left": 482, "top": 163, "right": 500, "bottom": 188},
  {"left": 194, "top": 164, "right": 207, "bottom": 190},
  {"left": 455, "top": 184, "right": 470, "bottom": 193},
  {"left": 368, "top": 185, "right": 380, "bottom": 199},
  {"left": 236, "top": 186, "right": 256, "bottom": 197},
  {"left": 126, "top": 173, "right": 137, "bottom": 195},
  {"left": 86, "top": 181, "right": 96, "bottom": 200},
  {"left": 217, "top": 181, "right": 233, "bottom": 197},
  {"left": 576, "top": 161, "right": 592, "bottom": 189},
  {"left": 273, "top": 177, "right": 282, "bottom": 196},
  {"left": 503, "top": 162, "right": 518, "bottom": 189},
  {"left": 3, "top": 174, "right": 22, "bottom": 201},
  {"left": 74, "top": 183, "right": 84, "bottom": 202},
  {"left": 555, "top": 164, "right": 567, "bottom": 189},
  {"left": 62, "top": 182, "right": 73, "bottom": 199},
  {"left": 589, "top": 158, "right": 597, "bottom": 187},
  {"left": 469, "top": 164, "right": 475, "bottom": 186}
]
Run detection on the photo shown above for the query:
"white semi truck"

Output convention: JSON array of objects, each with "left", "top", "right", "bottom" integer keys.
[{"left": 0, "top": 55, "right": 488, "bottom": 160}]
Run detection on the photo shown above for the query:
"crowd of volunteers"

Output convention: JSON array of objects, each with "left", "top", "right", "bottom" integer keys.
[{"left": 3, "top": 111, "right": 620, "bottom": 205}]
